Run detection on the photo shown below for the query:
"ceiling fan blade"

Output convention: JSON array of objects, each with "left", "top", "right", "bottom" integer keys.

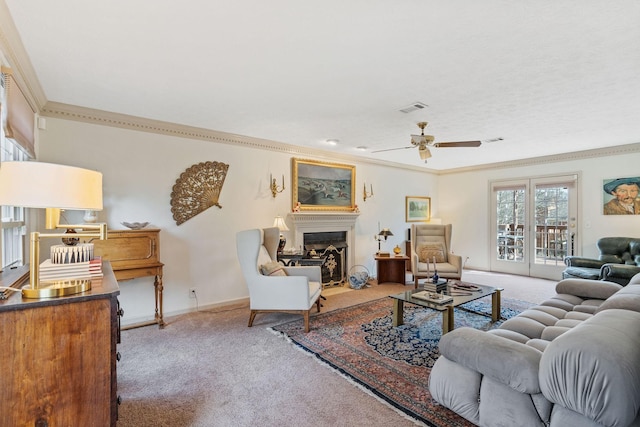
[
  {"left": 371, "top": 146, "right": 414, "bottom": 153},
  {"left": 434, "top": 140, "right": 482, "bottom": 148}
]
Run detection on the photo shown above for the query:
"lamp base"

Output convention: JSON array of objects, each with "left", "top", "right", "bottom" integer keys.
[{"left": 22, "top": 279, "right": 91, "bottom": 299}]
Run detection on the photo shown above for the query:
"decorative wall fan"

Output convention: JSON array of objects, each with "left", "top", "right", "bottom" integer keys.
[
  {"left": 170, "top": 161, "right": 229, "bottom": 225},
  {"left": 372, "top": 122, "right": 481, "bottom": 161}
]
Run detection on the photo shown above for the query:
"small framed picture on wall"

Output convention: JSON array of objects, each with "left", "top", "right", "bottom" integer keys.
[{"left": 405, "top": 196, "right": 431, "bottom": 222}]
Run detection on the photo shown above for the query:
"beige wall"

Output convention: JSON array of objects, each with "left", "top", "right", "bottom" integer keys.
[
  {"left": 440, "top": 152, "right": 640, "bottom": 269},
  {"left": 36, "top": 117, "right": 640, "bottom": 325},
  {"left": 37, "top": 117, "right": 437, "bottom": 325}
]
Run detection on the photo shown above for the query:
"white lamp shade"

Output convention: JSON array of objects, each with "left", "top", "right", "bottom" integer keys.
[
  {"left": 0, "top": 161, "right": 103, "bottom": 210},
  {"left": 272, "top": 215, "right": 289, "bottom": 232}
]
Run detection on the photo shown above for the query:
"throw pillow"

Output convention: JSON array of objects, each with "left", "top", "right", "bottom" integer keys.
[
  {"left": 418, "top": 243, "right": 446, "bottom": 263},
  {"left": 260, "top": 260, "right": 287, "bottom": 276}
]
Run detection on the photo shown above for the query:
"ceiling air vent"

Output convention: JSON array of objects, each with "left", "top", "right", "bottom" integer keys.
[{"left": 399, "top": 102, "right": 428, "bottom": 114}]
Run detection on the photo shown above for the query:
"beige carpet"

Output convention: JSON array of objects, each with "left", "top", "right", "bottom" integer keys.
[{"left": 116, "top": 270, "right": 556, "bottom": 427}]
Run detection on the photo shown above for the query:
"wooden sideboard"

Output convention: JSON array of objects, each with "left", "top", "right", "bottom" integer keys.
[
  {"left": 0, "top": 262, "right": 121, "bottom": 427},
  {"left": 92, "top": 228, "right": 164, "bottom": 329}
]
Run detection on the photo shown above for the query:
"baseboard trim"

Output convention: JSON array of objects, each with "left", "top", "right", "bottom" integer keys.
[{"left": 120, "top": 296, "right": 250, "bottom": 329}]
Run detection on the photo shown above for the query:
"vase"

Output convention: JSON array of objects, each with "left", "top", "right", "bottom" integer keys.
[
  {"left": 83, "top": 210, "right": 98, "bottom": 223},
  {"left": 62, "top": 228, "right": 80, "bottom": 246}
]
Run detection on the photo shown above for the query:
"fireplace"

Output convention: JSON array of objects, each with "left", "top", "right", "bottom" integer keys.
[
  {"left": 304, "top": 231, "right": 347, "bottom": 287},
  {"left": 289, "top": 212, "right": 359, "bottom": 288}
]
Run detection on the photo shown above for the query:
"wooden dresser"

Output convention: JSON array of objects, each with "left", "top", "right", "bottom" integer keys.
[
  {"left": 92, "top": 228, "right": 164, "bottom": 329},
  {"left": 0, "top": 261, "right": 121, "bottom": 427}
]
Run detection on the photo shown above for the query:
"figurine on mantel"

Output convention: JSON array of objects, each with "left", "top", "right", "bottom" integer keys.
[{"left": 293, "top": 202, "right": 301, "bottom": 212}]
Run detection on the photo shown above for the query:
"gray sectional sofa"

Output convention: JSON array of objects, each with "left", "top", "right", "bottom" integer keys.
[{"left": 429, "top": 273, "right": 640, "bottom": 427}]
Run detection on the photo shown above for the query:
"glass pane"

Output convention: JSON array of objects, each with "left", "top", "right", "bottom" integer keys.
[
  {"left": 496, "top": 188, "right": 525, "bottom": 262},
  {"left": 534, "top": 185, "right": 569, "bottom": 265}
]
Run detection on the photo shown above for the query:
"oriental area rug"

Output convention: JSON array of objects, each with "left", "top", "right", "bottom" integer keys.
[{"left": 270, "top": 296, "right": 533, "bottom": 427}]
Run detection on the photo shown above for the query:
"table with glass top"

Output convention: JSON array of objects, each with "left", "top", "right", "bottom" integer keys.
[{"left": 389, "top": 282, "right": 503, "bottom": 334}]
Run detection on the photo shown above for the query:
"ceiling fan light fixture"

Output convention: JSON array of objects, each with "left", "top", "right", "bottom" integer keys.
[{"left": 418, "top": 145, "right": 432, "bottom": 160}]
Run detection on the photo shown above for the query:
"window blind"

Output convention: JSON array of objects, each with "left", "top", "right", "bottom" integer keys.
[{"left": 1, "top": 67, "right": 35, "bottom": 158}]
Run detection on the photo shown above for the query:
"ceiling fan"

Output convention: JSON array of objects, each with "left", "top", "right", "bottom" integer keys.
[{"left": 372, "top": 122, "right": 481, "bottom": 161}]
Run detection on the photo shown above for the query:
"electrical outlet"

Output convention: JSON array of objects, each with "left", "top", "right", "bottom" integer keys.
[{"left": 189, "top": 288, "right": 196, "bottom": 298}]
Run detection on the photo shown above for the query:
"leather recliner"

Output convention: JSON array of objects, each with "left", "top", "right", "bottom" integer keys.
[{"left": 563, "top": 237, "right": 640, "bottom": 285}]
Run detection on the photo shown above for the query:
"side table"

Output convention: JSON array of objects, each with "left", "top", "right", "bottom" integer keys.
[{"left": 375, "top": 255, "right": 410, "bottom": 284}]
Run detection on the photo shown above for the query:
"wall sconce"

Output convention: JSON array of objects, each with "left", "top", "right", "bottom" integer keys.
[
  {"left": 270, "top": 173, "right": 285, "bottom": 198},
  {"left": 363, "top": 182, "right": 374, "bottom": 202},
  {"left": 0, "top": 161, "right": 107, "bottom": 298}
]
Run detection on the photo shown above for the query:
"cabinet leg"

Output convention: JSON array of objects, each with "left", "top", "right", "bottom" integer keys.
[{"left": 155, "top": 275, "right": 165, "bottom": 328}]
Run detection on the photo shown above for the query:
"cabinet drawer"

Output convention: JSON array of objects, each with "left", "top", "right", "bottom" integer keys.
[{"left": 93, "top": 229, "right": 160, "bottom": 270}]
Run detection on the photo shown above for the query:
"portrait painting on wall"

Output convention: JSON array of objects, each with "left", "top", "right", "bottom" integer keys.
[{"left": 602, "top": 177, "right": 640, "bottom": 215}]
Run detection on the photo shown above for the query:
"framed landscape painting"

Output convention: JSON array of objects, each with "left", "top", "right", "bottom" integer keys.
[
  {"left": 292, "top": 158, "right": 355, "bottom": 211},
  {"left": 405, "top": 196, "right": 431, "bottom": 222}
]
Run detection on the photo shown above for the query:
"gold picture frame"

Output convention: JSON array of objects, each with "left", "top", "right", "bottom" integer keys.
[
  {"left": 405, "top": 196, "right": 431, "bottom": 222},
  {"left": 292, "top": 158, "right": 355, "bottom": 211}
]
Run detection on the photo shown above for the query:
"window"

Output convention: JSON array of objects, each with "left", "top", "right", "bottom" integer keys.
[{"left": 1, "top": 70, "right": 29, "bottom": 271}]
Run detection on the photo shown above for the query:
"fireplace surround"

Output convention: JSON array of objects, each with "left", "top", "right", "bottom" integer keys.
[{"left": 289, "top": 212, "right": 359, "bottom": 284}]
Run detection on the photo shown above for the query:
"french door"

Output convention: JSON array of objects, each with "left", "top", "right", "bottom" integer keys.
[{"left": 490, "top": 174, "right": 578, "bottom": 280}]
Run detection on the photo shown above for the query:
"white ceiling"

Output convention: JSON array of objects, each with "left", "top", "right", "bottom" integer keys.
[{"left": 5, "top": 0, "right": 640, "bottom": 170}]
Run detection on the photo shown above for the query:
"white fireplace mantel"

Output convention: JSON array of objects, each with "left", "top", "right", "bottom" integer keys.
[{"left": 288, "top": 212, "right": 359, "bottom": 270}]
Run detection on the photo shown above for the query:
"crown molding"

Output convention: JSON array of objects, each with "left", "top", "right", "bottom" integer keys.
[
  {"left": 436, "top": 142, "right": 640, "bottom": 175},
  {"left": 42, "top": 101, "right": 640, "bottom": 175},
  {"left": 40, "top": 101, "right": 430, "bottom": 173},
  {"left": 0, "top": 0, "right": 47, "bottom": 111}
]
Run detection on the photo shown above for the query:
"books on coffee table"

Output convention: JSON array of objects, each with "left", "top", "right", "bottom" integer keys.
[
  {"left": 423, "top": 282, "right": 447, "bottom": 293},
  {"left": 412, "top": 291, "right": 453, "bottom": 304}
]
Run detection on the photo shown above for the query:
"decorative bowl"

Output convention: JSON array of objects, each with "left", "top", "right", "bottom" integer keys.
[{"left": 121, "top": 221, "right": 149, "bottom": 230}]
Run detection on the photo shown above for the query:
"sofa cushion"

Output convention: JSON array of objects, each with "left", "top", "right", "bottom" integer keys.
[
  {"left": 526, "top": 339, "right": 550, "bottom": 352},
  {"left": 595, "top": 284, "right": 640, "bottom": 314},
  {"left": 439, "top": 327, "right": 543, "bottom": 394},
  {"left": 417, "top": 243, "right": 446, "bottom": 263},
  {"left": 541, "top": 326, "right": 572, "bottom": 341},
  {"left": 562, "top": 266, "right": 600, "bottom": 280},
  {"left": 555, "top": 278, "right": 622, "bottom": 300}
]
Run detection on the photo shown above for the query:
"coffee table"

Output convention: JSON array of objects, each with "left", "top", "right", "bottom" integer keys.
[{"left": 389, "top": 282, "right": 503, "bottom": 334}]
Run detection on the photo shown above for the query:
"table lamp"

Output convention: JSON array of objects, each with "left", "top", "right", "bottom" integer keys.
[
  {"left": 0, "top": 161, "right": 108, "bottom": 298},
  {"left": 273, "top": 215, "right": 289, "bottom": 253},
  {"left": 376, "top": 228, "right": 394, "bottom": 255}
]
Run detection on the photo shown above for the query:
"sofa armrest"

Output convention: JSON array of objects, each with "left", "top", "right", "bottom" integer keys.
[
  {"left": 439, "top": 327, "right": 542, "bottom": 393},
  {"left": 448, "top": 252, "right": 462, "bottom": 270},
  {"left": 283, "top": 265, "right": 322, "bottom": 283},
  {"left": 555, "top": 278, "right": 622, "bottom": 300},
  {"left": 601, "top": 263, "right": 640, "bottom": 283},
  {"left": 563, "top": 256, "right": 605, "bottom": 269},
  {"left": 540, "top": 309, "right": 640, "bottom": 427}
]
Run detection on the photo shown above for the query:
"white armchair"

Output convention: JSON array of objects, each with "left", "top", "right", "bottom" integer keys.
[
  {"left": 411, "top": 223, "right": 462, "bottom": 289},
  {"left": 236, "top": 227, "right": 322, "bottom": 332}
]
